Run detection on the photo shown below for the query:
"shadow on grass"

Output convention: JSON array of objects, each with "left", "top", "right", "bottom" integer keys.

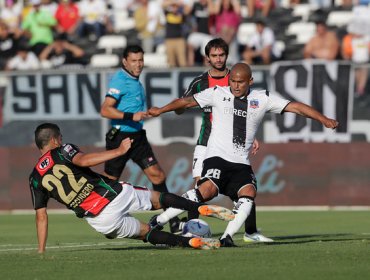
[{"left": 247, "top": 233, "right": 369, "bottom": 246}]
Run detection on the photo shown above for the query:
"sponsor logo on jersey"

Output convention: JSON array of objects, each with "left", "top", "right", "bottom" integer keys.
[
  {"left": 203, "top": 106, "right": 212, "bottom": 113},
  {"left": 250, "top": 100, "right": 259, "bottom": 109},
  {"left": 223, "top": 97, "right": 231, "bottom": 102},
  {"left": 36, "top": 152, "right": 55, "bottom": 176},
  {"left": 224, "top": 107, "right": 247, "bottom": 117},
  {"left": 63, "top": 144, "right": 78, "bottom": 158}
]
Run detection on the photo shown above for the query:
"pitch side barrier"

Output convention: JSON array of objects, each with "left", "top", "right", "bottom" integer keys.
[{"left": 0, "top": 61, "right": 370, "bottom": 209}]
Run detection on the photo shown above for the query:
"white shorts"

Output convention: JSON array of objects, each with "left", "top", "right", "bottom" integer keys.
[
  {"left": 85, "top": 182, "right": 152, "bottom": 239},
  {"left": 192, "top": 145, "right": 207, "bottom": 178}
]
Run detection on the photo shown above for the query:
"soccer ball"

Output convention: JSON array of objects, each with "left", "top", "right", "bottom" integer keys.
[{"left": 182, "top": 219, "right": 212, "bottom": 238}]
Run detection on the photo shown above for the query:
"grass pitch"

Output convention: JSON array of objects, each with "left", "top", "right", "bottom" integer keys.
[{"left": 1, "top": 211, "right": 369, "bottom": 280}]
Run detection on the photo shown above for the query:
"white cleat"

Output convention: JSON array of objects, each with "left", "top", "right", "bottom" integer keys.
[{"left": 243, "top": 232, "right": 274, "bottom": 243}]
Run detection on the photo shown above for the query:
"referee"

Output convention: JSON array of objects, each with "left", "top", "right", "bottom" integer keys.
[{"left": 100, "top": 45, "right": 181, "bottom": 233}]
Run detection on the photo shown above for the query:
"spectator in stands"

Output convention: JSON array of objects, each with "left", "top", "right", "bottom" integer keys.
[
  {"left": 41, "top": 0, "right": 58, "bottom": 16},
  {"left": 186, "top": 0, "right": 214, "bottom": 66},
  {"left": 77, "top": 0, "right": 111, "bottom": 41},
  {"left": 211, "top": 0, "right": 241, "bottom": 63},
  {"left": 341, "top": 21, "right": 370, "bottom": 98},
  {"left": 212, "top": 0, "right": 241, "bottom": 45},
  {"left": 303, "top": 20, "right": 339, "bottom": 60},
  {"left": 5, "top": 42, "right": 40, "bottom": 70},
  {"left": 0, "top": 0, "right": 22, "bottom": 37},
  {"left": 162, "top": 0, "right": 189, "bottom": 67},
  {"left": 21, "top": 0, "right": 57, "bottom": 56},
  {"left": 110, "top": 0, "right": 135, "bottom": 14},
  {"left": 134, "top": 0, "right": 165, "bottom": 53},
  {"left": 55, "top": 0, "right": 80, "bottom": 38},
  {"left": 39, "top": 33, "right": 86, "bottom": 68},
  {"left": 0, "top": 21, "right": 21, "bottom": 70},
  {"left": 241, "top": 18, "right": 278, "bottom": 65},
  {"left": 246, "top": 0, "right": 275, "bottom": 18},
  {"left": 308, "top": 0, "right": 331, "bottom": 10}
]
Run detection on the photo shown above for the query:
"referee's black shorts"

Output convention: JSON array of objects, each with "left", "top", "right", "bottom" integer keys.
[{"left": 104, "top": 129, "right": 158, "bottom": 178}]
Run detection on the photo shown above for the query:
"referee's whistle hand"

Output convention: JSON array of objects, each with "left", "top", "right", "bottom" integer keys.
[{"left": 133, "top": 111, "right": 150, "bottom": 121}]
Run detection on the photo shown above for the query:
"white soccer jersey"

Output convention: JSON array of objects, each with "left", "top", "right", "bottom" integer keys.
[{"left": 193, "top": 86, "right": 290, "bottom": 165}]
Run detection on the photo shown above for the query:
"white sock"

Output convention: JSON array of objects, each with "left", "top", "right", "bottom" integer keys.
[
  {"left": 156, "top": 189, "right": 200, "bottom": 226},
  {"left": 221, "top": 197, "right": 253, "bottom": 239}
]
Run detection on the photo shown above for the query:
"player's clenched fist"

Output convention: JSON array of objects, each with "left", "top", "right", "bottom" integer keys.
[
  {"left": 323, "top": 118, "right": 339, "bottom": 129},
  {"left": 148, "top": 107, "right": 161, "bottom": 117}
]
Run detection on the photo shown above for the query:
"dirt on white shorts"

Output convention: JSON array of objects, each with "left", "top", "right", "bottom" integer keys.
[
  {"left": 85, "top": 182, "right": 152, "bottom": 239},
  {"left": 192, "top": 145, "right": 207, "bottom": 178}
]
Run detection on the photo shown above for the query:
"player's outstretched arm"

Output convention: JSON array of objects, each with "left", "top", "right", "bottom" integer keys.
[
  {"left": 72, "top": 138, "right": 133, "bottom": 167},
  {"left": 284, "top": 101, "right": 339, "bottom": 129},
  {"left": 36, "top": 208, "right": 48, "bottom": 253},
  {"left": 148, "top": 97, "right": 198, "bottom": 117}
]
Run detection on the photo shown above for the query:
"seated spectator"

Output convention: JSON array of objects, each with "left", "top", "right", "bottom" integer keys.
[
  {"left": 162, "top": 0, "right": 189, "bottom": 67},
  {"left": 39, "top": 33, "right": 86, "bottom": 68},
  {"left": 0, "top": 0, "right": 22, "bottom": 37},
  {"left": 77, "top": 0, "right": 111, "bottom": 41},
  {"left": 241, "top": 18, "right": 279, "bottom": 65},
  {"left": 5, "top": 42, "right": 40, "bottom": 70},
  {"left": 186, "top": 0, "right": 214, "bottom": 66},
  {"left": 303, "top": 20, "right": 339, "bottom": 60},
  {"left": 134, "top": 0, "right": 165, "bottom": 53},
  {"left": 246, "top": 0, "right": 275, "bottom": 18},
  {"left": 0, "top": 21, "right": 21, "bottom": 70},
  {"left": 55, "top": 0, "right": 80, "bottom": 37},
  {"left": 342, "top": 21, "right": 370, "bottom": 98},
  {"left": 21, "top": 0, "right": 57, "bottom": 56}
]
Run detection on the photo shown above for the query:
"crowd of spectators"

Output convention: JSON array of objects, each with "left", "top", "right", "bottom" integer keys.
[{"left": 0, "top": 0, "right": 369, "bottom": 74}]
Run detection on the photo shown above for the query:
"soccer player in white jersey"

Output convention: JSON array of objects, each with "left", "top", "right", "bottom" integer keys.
[{"left": 148, "top": 63, "right": 339, "bottom": 246}]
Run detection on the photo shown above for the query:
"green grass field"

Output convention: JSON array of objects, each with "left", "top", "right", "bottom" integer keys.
[{"left": 1, "top": 211, "right": 369, "bottom": 280}]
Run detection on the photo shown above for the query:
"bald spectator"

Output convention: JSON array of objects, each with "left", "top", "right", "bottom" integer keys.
[{"left": 303, "top": 20, "right": 339, "bottom": 60}]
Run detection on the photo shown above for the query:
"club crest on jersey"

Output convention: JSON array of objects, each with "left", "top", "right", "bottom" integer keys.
[{"left": 250, "top": 99, "right": 259, "bottom": 109}]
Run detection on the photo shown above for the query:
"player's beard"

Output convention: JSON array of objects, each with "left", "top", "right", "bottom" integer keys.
[{"left": 210, "top": 61, "right": 226, "bottom": 72}]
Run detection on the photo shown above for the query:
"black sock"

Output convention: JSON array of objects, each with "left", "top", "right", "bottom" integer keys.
[
  {"left": 152, "top": 182, "right": 169, "bottom": 193},
  {"left": 160, "top": 192, "right": 203, "bottom": 213},
  {"left": 146, "top": 229, "right": 191, "bottom": 247},
  {"left": 245, "top": 202, "right": 257, "bottom": 234},
  {"left": 187, "top": 189, "right": 203, "bottom": 220}
]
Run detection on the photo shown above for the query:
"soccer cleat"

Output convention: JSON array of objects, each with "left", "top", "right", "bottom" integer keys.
[
  {"left": 148, "top": 214, "right": 164, "bottom": 231},
  {"left": 220, "top": 234, "right": 237, "bottom": 247},
  {"left": 189, "top": 237, "right": 221, "bottom": 250},
  {"left": 169, "top": 217, "right": 187, "bottom": 235},
  {"left": 243, "top": 232, "right": 274, "bottom": 243},
  {"left": 198, "top": 205, "right": 235, "bottom": 221}
]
